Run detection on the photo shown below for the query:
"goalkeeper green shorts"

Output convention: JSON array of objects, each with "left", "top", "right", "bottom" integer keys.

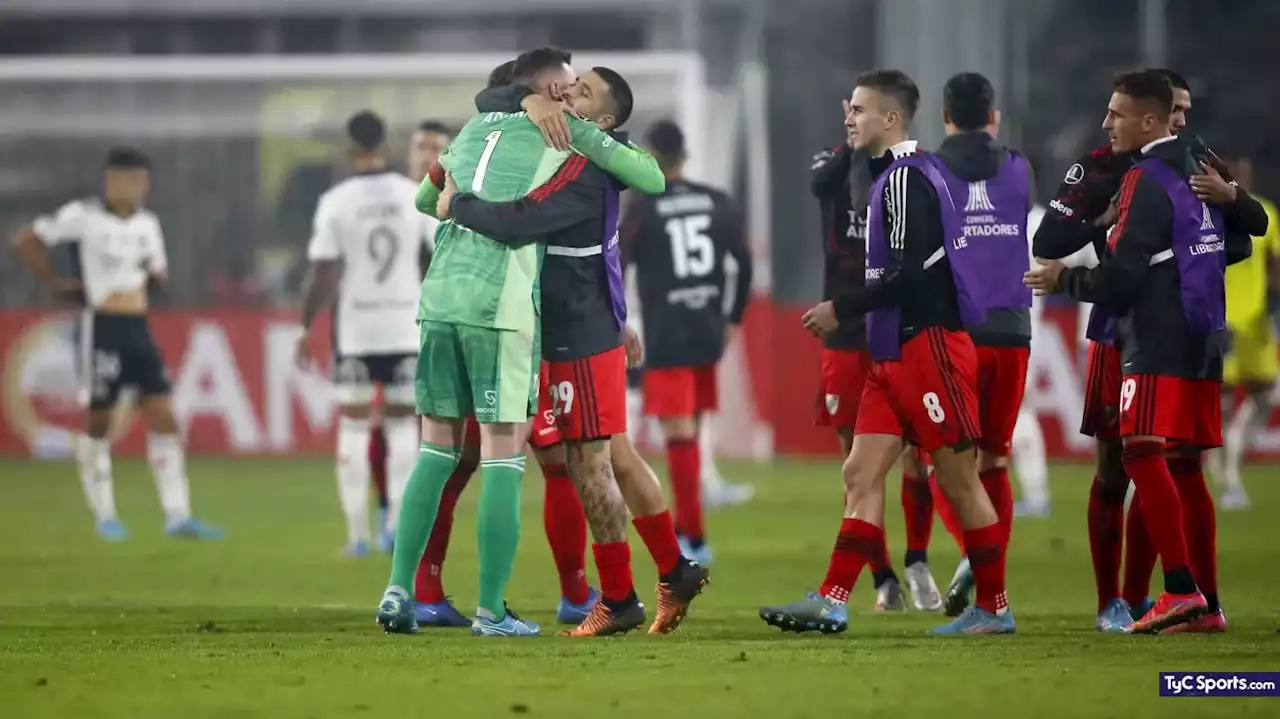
[{"left": 414, "top": 319, "right": 540, "bottom": 424}]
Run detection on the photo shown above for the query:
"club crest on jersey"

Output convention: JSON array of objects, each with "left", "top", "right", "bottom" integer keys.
[
  {"left": 1064, "top": 163, "right": 1085, "bottom": 184},
  {"left": 825, "top": 394, "right": 839, "bottom": 415}
]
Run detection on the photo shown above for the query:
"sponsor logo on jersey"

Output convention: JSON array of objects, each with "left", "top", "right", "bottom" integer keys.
[
  {"left": 1049, "top": 199, "right": 1074, "bottom": 217},
  {"left": 1064, "top": 163, "right": 1085, "bottom": 185},
  {"left": 484, "top": 389, "right": 498, "bottom": 406}
]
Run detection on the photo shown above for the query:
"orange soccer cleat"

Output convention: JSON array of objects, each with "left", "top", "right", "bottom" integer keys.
[
  {"left": 559, "top": 600, "right": 646, "bottom": 637},
  {"left": 648, "top": 561, "right": 711, "bottom": 634},
  {"left": 1127, "top": 591, "right": 1208, "bottom": 634}
]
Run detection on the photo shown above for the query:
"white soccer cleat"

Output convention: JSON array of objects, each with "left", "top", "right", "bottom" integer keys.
[
  {"left": 1220, "top": 487, "right": 1251, "bottom": 511},
  {"left": 702, "top": 480, "right": 756, "bottom": 510},
  {"left": 905, "top": 561, "right": 943, "bottom": 611}
]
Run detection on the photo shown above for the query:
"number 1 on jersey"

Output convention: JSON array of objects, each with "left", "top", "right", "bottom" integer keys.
[{"left": 472, "top": 130, "right": 503, "bottom": 193}]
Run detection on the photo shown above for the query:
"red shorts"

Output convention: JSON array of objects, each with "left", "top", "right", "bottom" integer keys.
[
  {"left": 532, "top": 346, "right": 628, "bottom": 446},
  {"left": 1080, "top": 341, "right": 1122, "bottom": 440},
  {"left": 1119, "top": 374, "right": 1223, "bottom": 448},
  {"left": 815, "top": 348, "right": 873, "bottom": 429},
  {"left": 854, "top": 328, "right": 981, "bottom": 453},
  {"left": 974, "top": 345, "right": 1030, "bottom": 456},
  {"left": 642, "top": 363, "right": 718, "bottom": 417}
]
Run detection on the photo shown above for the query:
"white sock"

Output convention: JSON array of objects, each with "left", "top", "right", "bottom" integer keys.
[
  {"left": 1011, "top": 408, "right": 1049, "bottom": 507},
  {"left": 77, "top": 435, "right": 117, "bottom": 523},
  {"left": 382, "top": 415, "right": 421, "bottom": 533},
  {"left": 626, "top": 387, "right": 644, "bottom": 444},
  {"left": 336, "top": 416, "right": 373, "bottom": 545},
  {"left": 698, "top": 414, "right": 725, "bottom": 490},
  {"left": 148, "top": 434, "right": 192, "bottom": 525},
  {"left": 1223, "top": 392, "right": 1270, "bottom": 494}
]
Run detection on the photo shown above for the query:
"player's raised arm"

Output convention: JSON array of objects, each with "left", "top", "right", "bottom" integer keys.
[
  {"left": 566, "top": 114, "right": 665, "bottom": 195},
  {"left": 811, "top": 145, "right": 854, "bottom": 198}
]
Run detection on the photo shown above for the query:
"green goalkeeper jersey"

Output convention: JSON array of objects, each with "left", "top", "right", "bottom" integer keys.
[{"left": 417, "top": 111, "right": 664, "bottom": 332}]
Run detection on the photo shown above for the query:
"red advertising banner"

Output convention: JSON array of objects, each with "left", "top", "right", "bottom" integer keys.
[{"left": 2, "top": 307, "right": 1277, "bottom": 459}]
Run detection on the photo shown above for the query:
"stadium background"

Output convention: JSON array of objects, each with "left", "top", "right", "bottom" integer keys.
[{"left": 1, "top": 0, "right": 1278, "bottom": 461}]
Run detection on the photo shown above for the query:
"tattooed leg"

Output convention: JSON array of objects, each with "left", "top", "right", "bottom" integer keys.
[{"left": 565, "top": 439, "right": 629, "bottom": 544}]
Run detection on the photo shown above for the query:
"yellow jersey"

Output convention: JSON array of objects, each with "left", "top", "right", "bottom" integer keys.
[{"left": 1225, "top": 194, "right": 1280, "bottom": 331}]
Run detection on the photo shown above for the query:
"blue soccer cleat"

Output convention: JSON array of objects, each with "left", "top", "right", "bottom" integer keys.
[
  {"left": 375, "top": 586, "right": 418, "bottom": 634},
  {"left": 471, "top": 607, "right": 540, "bottom": 637},
  {"left": 759, "top": 591, "right": 848, "bottom": 634},
  {"left": 415, "top": 599, "right": 471, "bottom": 628},
  {"left": 343, "top": 540, "right": 371, "bottom": 558},
  {"left": 1130, "top": 597, "right": 1154, "bottom": 622},
  {"left": 556, "top": 586, "right": 599, "bottom": 625},
  {"left": 931, "top": 606, "right": 1016, "bottom": 635},
  {"left": 943, "top": 556, "right": 974, "bottom": 617},
  {"left": 677, "top": 536, "right": 714, "bottom": 567},
  {"left": 97, "top": 519, "right": 128, "bottom": 542},
  {"left": 165, "top": 517, "right": 224, "bottom": 540},
  {"left": 1096, "top": 598, "right": 1134, "bottom": 633}
]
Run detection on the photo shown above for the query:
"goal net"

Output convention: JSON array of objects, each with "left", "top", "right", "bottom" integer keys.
[{"left": 0, "top": 53, "right": 708, "bottom": 306}]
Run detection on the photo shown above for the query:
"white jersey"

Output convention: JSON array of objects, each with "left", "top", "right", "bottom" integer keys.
[
  {"left": 33, "top": 198, "right": 166, "bottom": 309},
  {"left": 307, "top": 171, "right": 437, "bottom": 356}
]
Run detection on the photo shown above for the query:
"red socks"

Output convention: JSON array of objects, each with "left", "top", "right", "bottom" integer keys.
[
  {"left": 931, "top": 477, "right": 965, "bottom": 550},
  {"left": 819, "top": 518, "right": 881, "bottom": 603},
  {"left": 542, "top": 463, "right": 590, "bottom": 605},
  {"left": 592, "top": 542, "right": 635, "bottom": 603},
  {"left": 1121, "top": 497, "right": 1155, "bottom": 606},
  {"left": 901, "top": 473, "right": 934, "bottom": 556},
  {"left": 414, "top": 456, "right": 476, "bottom": 603},
  {"left": 963, "top": 522, "right": 1009, "bottom": 615},
  {"left": 979, "top": 467, "right": 1014, "bottom": 544},
  {"left": 666, "top": 438, "right": 704, "bottom": 542},
  {"left": 1087, "top": 478, "right": 1125, "bottom": 611},
  {"left": 1169, "top": 455, "right": 1218, "bottom": 611},
  {"left": 1120, "top": 441, "right": 1194, "bottom": 593},
  {"left": 368, "top": 423, "right": 389, "bottom": 506},
  {"left": 633, "top": 510, "right": 683, "bottom": 576}
]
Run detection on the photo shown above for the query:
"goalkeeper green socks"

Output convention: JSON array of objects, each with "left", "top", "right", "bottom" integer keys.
[
  {"left": 386, "top": 442, "right": 459, "bottom": 591},
  {"left": 475, "top": 455, "right": 526, "bottom": 619}
]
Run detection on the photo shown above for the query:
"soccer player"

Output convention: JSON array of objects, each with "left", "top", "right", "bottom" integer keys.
[
  {"left": 442, "top": 68, "right": 710, "bottom": 636},
  {"left": 1012, "top": 202, "right": 1051, "bottom": 519},
  {"left": 1025, "top": 70, "right": 1254, "bottom": 634},
  {"left": 374, "top": 47, "right": 665, "bottom": 637},
  {"left": 621, "top": 119, "right": 755, "bottom": 568},
  {"left": 1210, "top": 156, "right": 1280, "bottom": 510},
  {"left": 11, "top": 147, "right": 221, "bottom": 541},
  {"left": 761, "top": 70, "right": 1013, "bottom": 636},
  {"left": 928, "top": 74, "right": 1032, "bottom": 618},
  {"left": 363, "top": 118, "right": 456, "bottom": 552},
  {"left": 296, "top": 111, "right": 436, "bottom": 557},
  {"left": 809, "top": 100, "right": 926, "bottom": 612}
]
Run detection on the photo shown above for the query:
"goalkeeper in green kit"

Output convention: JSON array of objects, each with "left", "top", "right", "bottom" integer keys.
[{"left": 376, "top": 47, "right": 666, "bottom": 636}]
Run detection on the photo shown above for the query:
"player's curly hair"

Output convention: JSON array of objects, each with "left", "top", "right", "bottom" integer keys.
[{"left": 1114, "top": 70, "right": 1173, "bottom": 119}]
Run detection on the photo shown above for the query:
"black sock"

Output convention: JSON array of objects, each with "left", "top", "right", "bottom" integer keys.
[
  {"left": 904, "top": 549, "right": 927, "bottom": 567},
  {"left": 1163, "top": 567, "right": 1196, "bottom": 596},
  {"left": 872, "top": 568, "right": 898, "bottom": 588},
  {"left": 1204, "top": 593, "right": 1220, "bottom": 613},
  {"left": 602, "top": 590, "right": 639, "bottom": 614}
]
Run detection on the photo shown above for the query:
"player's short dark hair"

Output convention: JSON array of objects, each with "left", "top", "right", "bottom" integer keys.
[
  {"left": 346, "top": 110, "right": 386, "bottom": 152},
  {"left": 105, "top": 146, "right": 150, "bottom": 170},
  {"left": 487, "top": 60, "right": 516, "bottom": 89},
  {"left": 416, "top": 120, "right": 452, "bottom": 136},
  {"left": 943, "top": 72, "right": 995, "bottom": 132},
  {"left": 591, "top": 66, "right": 634, "bottom": 128},
  {"left": 1147, "top": 68, "right": 1190, "bottom": 91},
  {"left": 511, "top": 47, "right": 573, "bottom": 85},
  {"left": 1114, "top": 70, "right": 1173, "bottom": 119},
  {"left": 854, "top": 69, "right": 920, "bottom": 121},
  {"left": 645, "top": 119, "right": 685, "bottom": 158}
]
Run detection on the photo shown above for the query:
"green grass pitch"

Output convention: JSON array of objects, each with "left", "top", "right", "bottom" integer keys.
[{"left": 1, "top": 457, "right": 1277, "bottom": 718}]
